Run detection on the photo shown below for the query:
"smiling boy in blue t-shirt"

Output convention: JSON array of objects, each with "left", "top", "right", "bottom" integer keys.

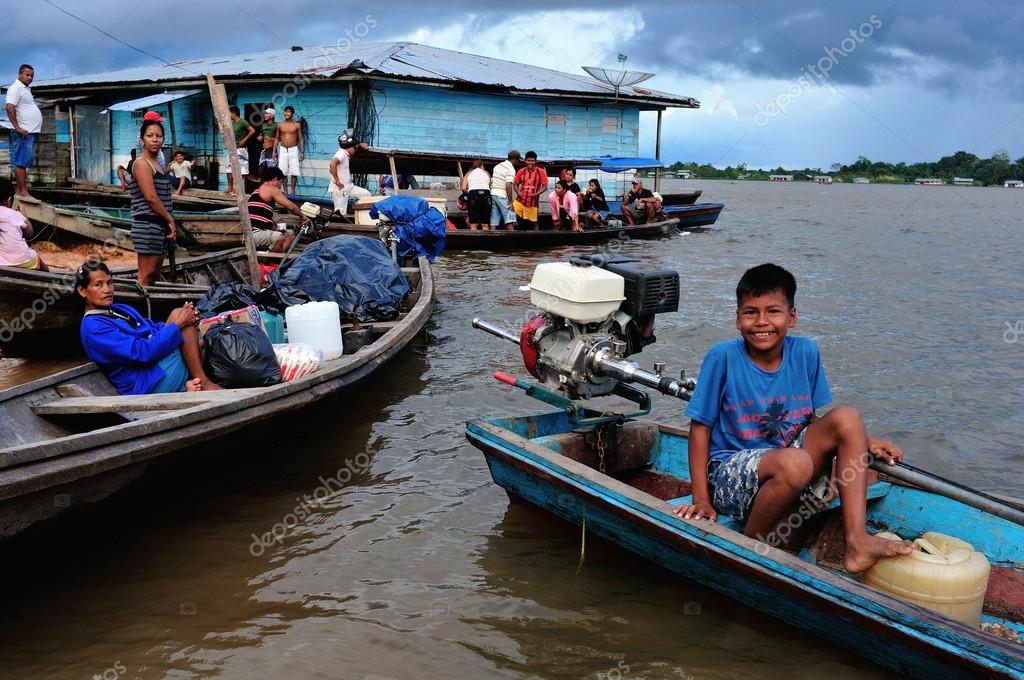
[{"left": 673, "top": 263, "right": 912, "bottom": 573}]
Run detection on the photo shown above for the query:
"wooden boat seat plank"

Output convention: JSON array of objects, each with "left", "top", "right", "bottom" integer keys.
[{"left": 31, "top": 388, "right": 266, "bottom": 415}]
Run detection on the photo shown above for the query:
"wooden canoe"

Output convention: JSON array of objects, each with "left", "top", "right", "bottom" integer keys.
[
  {"left": 15, "top": 195, "right": 247, "bottom": 252},
  {"left": 0, "top": 249, "right": 252, "bottom": 357},
  {"left": 326, "top": 217, "right": 680, "bottom": 250},
  {"left": 31, "top": 179, "right": 238, "bottom": 211},
  {"left": 466, "top": 412, "right": 1024, "bottom": 678},
  {"left": 327, "top": 205, "right": 721, "bottom": 251},
  {"left": 0, "top": 258, "right": 432, "bottom": 538}
]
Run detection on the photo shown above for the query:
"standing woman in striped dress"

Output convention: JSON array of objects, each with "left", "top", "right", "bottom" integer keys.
[{"left": 131, "top": 116, "right": 176, "bottom": 285}]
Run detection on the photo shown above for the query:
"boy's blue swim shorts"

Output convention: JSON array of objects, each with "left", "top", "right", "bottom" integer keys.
[{"left": 707, "top": 428, "right": 816, "bottom": 525}]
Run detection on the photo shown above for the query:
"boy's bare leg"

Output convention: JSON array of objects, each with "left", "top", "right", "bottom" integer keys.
[
  {"left": 177, "top": 324, "right": 222, "bottom": 390},
  {"left": 743, "top": 448, "right": 814, "bottom": 540},
  {"left": 802, "top": 407, "right": 912, "bottom": 572}
]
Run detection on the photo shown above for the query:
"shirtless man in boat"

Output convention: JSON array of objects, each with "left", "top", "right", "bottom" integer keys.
[
  {"left": 274, "top": 105, "right": 304, "bottom": 194},
  {"left": 673, "top": 263, "right": 914, "bottom": 573}
]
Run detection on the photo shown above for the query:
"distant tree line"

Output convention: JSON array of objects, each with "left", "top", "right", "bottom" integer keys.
[{"left": 662, "top": 150, "right": 1024, "bottom": 185}]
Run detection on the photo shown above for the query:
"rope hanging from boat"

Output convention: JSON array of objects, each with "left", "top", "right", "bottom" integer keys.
[{"left": 577, "top": 508, "right": 587, "bottom": 575}]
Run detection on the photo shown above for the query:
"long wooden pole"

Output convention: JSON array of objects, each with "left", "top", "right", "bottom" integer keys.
[
  {"left": 388, "top": 153, "right": 400, "bottom": 195},
  {"left": 654, "top": 109, "right": 663, "bottom": 193},
  {"left": 206, "top": 73, "right": 260, "bottom": 285},
  {"left": 167, "top": 100, "right": 178, "bottom": 152}
]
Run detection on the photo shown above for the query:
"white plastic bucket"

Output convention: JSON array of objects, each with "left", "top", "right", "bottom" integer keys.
[{"left": 284, "top": 301, "right": 344, "bottom": 361}]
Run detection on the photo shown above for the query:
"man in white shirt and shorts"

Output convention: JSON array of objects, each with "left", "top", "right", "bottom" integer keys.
[
  {"left": 489, "top": 150, "right": 520, "bottom": 230},
  {"left": 5, "top": 64, "right": 43, "bottom": 196},
  {"left": 328, "top": 129, "right": 371, "bottom": 215}
]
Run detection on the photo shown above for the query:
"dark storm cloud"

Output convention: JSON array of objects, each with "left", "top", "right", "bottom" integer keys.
[
  {"left": 1, "top": 1, "right": 1021, "bottom": 96},
  {"left": 616, "top": 2, "right": 1024, "bottom": 94}
]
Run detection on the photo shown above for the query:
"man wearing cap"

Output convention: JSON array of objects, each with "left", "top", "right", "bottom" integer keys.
[
  {"left": 5, "top": 64, "right": 43, "bottom": 196},
  {"left": 328, "top": 130, "right": 370, "bottom": 214},
  {"left": 259, "top": 108, "right": 278, "bottom": 171},
  {"left": 621, "top": 178, "right": 658, "bottom": 225}
]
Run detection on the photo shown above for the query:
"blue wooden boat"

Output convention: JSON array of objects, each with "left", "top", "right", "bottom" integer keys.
[{"left": 466, "top": 411, "right": 1024, "bottom": 678}]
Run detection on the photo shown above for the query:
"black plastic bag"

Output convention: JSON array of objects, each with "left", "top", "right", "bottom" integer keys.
[
  {"left": 264, "top": 235, "right": 410, "bottom": 321},
  {"left": 202, "top": 323, "right": 281, "bottom": 388},
  {"left": 196, "top": 282, "right": 261, "bottom": 319}
]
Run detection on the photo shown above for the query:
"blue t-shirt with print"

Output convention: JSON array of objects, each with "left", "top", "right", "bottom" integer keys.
[{"left": 685, "top": 336, "right": 832, "bottom": 462}]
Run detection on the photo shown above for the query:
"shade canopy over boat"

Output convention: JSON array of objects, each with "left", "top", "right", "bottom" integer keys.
[{"left": 576, "top": 156, "right": 664, "bottom": 172}]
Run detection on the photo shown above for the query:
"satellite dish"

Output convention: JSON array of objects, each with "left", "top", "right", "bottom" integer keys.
[{"left": 582, "top": 66, "right": 654, "bottom": 100}]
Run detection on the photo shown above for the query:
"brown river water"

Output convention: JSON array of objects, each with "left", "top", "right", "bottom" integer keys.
[{"left": 1, "top": 179, "right": 1022, "bottom": 679}]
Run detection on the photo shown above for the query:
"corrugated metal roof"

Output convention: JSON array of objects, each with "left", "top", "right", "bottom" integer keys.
[{"left": 33, "top": 42, "right": 698, "bottom": 109}]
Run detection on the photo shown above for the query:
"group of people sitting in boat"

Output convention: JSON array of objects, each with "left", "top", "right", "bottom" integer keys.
[{"left": 457, "top": 149, "right": 663, "bottom": 232}]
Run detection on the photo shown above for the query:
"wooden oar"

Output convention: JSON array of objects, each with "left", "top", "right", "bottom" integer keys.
[{"left": 870, "top": 457, "right": 1024, "bottom": 527}]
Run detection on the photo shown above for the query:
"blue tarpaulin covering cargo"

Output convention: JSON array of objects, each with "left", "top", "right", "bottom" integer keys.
[
  {"left": 369, "top": 195, "right": 447, "bottom": 262},
  {"left": 266, "top": 235, "right": 410, "bottom": 321}
]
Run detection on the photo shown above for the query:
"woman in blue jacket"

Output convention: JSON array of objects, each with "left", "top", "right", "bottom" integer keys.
[{"left": 75, "top": 261, "right": 221, "bottom": 395}]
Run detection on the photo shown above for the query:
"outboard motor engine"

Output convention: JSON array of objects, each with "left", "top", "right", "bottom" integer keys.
[{"left": 474, "top": 255, "right": 695, "bottom": 402}]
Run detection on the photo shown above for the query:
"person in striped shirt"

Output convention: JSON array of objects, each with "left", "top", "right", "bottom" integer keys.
[{"left": 246, "top": 166, "right": 308, "bottom": 252}]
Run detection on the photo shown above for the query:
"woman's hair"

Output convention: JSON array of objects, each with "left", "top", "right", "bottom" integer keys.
[
  {"left": 139, "top": 119, "right": 165, "bottom": 140},
  {"left": 0, "top": 177, "right": 14, "bottom": 205},
  {"left": 471, "top": 159, "right": 484, "bottom": 169},
  {"left": 260, "top": 165, "right": 285, "bottom": 183},
  {"left": 556, "top": 180, "right": 570, "bottom": 192},
  {"left": 588, "top": 179, "right": 604, "bottom": 196},
  {"left": 74, "top": 260, "right": 112, "bottom": 291}
]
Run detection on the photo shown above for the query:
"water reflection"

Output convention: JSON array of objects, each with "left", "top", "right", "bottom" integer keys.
[
  {"left": 0, "top": 337, "right": 431, "bottom": 679},
  {"left": 468, "top": 500, "right": 889, "bottom": 679}
]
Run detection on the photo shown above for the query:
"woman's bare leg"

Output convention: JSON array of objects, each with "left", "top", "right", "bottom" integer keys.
[{"left": 136, "top": 254, "right": 164, "bottom": 286}]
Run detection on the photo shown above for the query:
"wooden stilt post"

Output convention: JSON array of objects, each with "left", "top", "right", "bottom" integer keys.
[
  {"left": 654, "top": 109, "right": 663, "bottom": 193},
  {"left": 167, "top": 99, "right": 178, "bottom": 153},
  {"left": 389, "top": 153, "right": 400, "bottom": 195},
  {"left": 206, "top": 74, "right": 260, "bottom": 286}
]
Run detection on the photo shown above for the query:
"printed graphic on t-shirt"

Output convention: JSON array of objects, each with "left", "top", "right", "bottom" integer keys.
[{"left": 723, "top": 394, "right": 814, "bottom": 448}]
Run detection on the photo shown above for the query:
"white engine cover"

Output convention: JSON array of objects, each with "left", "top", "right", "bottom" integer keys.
[{"left": 528, "top": 262, "right": 625, "bottom": 324}]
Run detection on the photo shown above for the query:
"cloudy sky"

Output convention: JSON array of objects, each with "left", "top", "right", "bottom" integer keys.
[{"left": 2, "top": 1, "right": 1022, "bottom": 169}]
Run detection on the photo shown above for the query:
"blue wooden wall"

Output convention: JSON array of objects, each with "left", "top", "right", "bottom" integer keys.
[{"left": 108, "top": 80, "right": 642, "bottom": 193}]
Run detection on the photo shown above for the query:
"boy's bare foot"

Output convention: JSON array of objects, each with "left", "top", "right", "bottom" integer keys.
[
  {"left": 200, "top": 378, "right": 223, "bottom": 391},
  {"left": 843, "top": 532, "right": 913, "bottom": 573}
]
